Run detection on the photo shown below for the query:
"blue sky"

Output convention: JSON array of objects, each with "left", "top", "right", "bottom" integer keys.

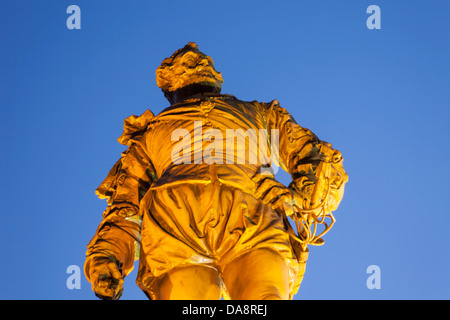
[{"left": 1, "top": 1, "right": 449, "bottom": 300}]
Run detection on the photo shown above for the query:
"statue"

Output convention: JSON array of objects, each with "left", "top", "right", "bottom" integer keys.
[{"left": 84, "top": 42, "right": 348, "bottom": 300}]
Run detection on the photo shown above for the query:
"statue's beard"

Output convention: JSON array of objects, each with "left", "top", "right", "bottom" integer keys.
[
  {"left": 163, "top": 82, "right": 222, "bottom": 105},
  {"left": 170, "top": 65, "right": 223, "bottom": 91}
]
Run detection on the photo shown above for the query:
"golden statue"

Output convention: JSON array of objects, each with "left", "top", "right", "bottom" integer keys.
[{"left": 84, "top": 42, "right": 348, "bottom": 300}]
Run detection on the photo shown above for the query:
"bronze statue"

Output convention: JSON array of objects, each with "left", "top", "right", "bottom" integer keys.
[{"left": 84, "top": 42, "right": 348, "bottom": 300}]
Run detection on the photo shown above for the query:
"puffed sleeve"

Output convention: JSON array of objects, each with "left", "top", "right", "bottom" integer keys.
[{"left": 264, "top": 100, "right": 348, "bottom": 215}]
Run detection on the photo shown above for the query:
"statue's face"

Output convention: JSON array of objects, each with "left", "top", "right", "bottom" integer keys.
[{"left": 156, "top": 48, "right": 223, "bottom": 92}]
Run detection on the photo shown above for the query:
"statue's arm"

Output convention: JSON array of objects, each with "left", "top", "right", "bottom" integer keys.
[
  {"left": 265, "top": 100, "right": 348, "bottom": 213},
  {"left": 85, "top": 141, "right": 155, "bottom": 299}
]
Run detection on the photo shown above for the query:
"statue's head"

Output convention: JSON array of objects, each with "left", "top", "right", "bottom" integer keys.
[{"left": 156, "top": 42, "right": 223, "bottom": 103}]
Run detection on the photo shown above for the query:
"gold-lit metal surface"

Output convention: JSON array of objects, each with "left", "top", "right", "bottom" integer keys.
[{"left": 84, "top": 43, "right": 348, "bottom": 300}]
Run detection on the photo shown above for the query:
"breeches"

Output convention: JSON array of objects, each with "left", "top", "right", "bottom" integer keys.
[{"left": 136, "top": 180, "right": 300, "bottom": 299}]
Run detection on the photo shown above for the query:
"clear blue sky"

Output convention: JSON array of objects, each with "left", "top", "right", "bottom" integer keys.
[{"left": 1, "top": 1, "right": 449, "bottom": 300}]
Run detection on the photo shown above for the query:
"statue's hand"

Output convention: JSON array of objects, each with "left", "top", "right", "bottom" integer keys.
[{"left": 89, "top": 256, "right": 124, "bottom": 300}]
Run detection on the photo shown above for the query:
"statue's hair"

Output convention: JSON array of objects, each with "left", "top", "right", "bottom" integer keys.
[{"left": 166, "top": 42, "right": 198, "bottom": 62}]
